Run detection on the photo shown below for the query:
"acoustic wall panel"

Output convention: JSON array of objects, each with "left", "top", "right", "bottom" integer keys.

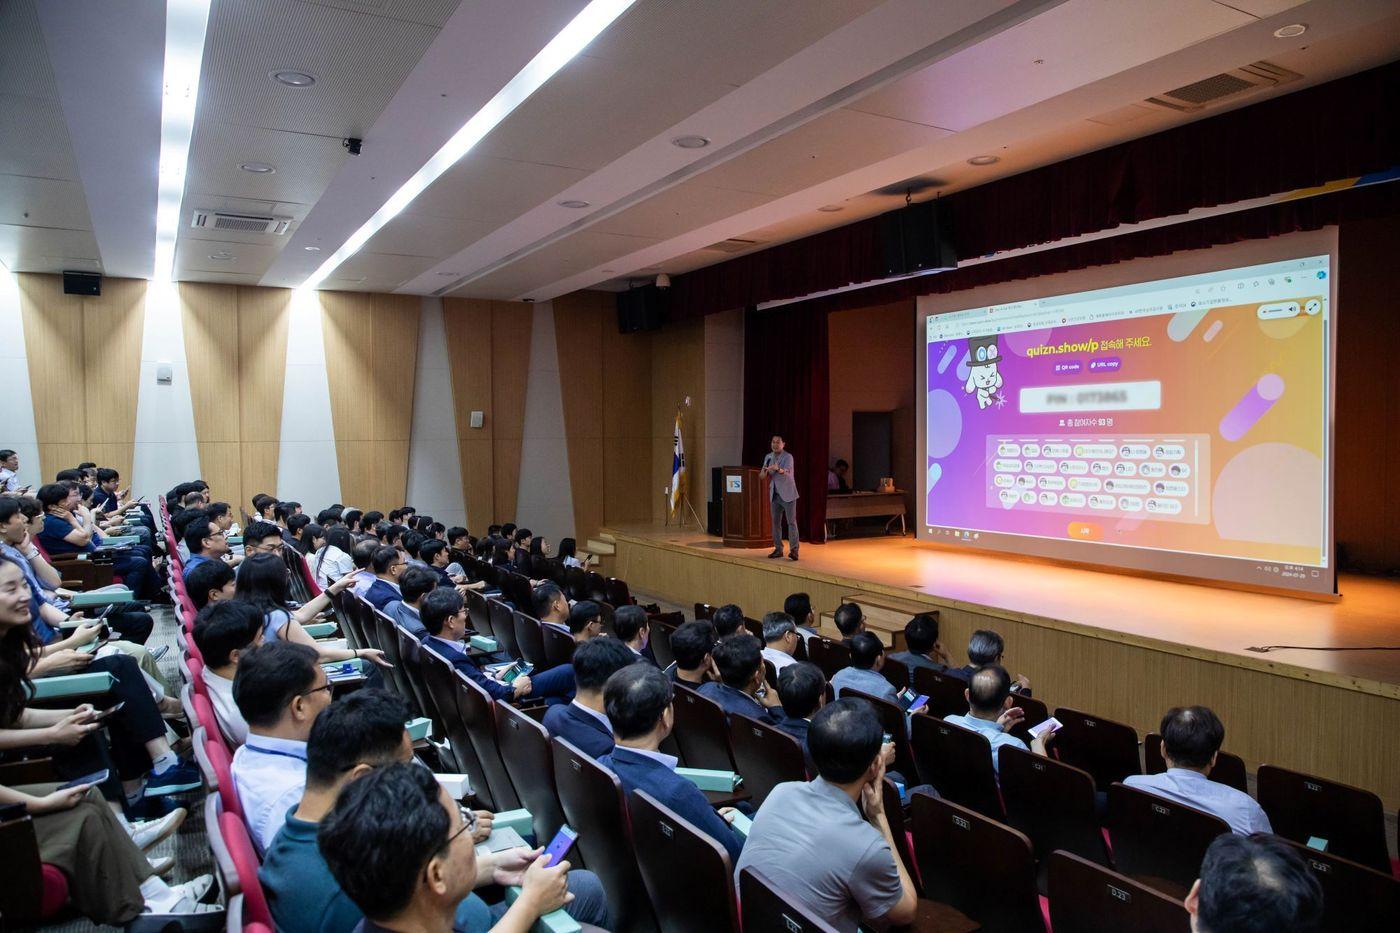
[{"left": 405, "top": 297, "right": 467, "bottom": 529}]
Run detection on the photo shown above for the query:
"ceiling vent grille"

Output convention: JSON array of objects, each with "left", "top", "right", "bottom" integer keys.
[
  {"left": 704, "top": 237, "right": 761, "bottom": 253},
  {"left": 1145, "top": 61, "right": 1301, "bottom": 112},
  {"left": 191, "top": 209, "right": 291, "bottom": 235}
]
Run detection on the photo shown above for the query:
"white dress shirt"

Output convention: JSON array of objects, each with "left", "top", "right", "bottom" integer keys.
[
  {"left": 313, "top": 545, "right": 355, "bottom": 588},
  {"left": 762, "top": 646, "right": 798, "bottom": 676},
  {"left": 204, "top": 669, "right": 249, "bottom": 747},
  {"left": 1123, "top": 768, "right": 1273, "bottom": 836},
  {"left": 232, "top": 733, "right": 308, "bottom": 855}
]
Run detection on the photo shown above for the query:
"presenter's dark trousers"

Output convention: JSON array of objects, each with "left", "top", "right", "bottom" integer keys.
[{"left": 771, "top": 494, "right": 799, "bottom": 555}]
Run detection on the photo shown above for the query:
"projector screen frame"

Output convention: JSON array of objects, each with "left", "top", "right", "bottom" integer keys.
[{"left": 914, "top": 228, "right": 1338, "bottom": 599}]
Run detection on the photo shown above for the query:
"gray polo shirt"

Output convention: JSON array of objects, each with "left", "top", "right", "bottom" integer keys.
[{"left": 734, "top": 778, "right": 903, "bottom": 932}]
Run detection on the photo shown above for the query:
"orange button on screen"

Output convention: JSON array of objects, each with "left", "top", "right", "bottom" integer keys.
[{"left": 1067, "top": 522, "right": 1101, "bottom": 541}]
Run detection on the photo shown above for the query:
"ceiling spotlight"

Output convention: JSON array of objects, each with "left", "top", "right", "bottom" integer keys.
[
  {"left": 239, "top": 161, "right": 276, "bottom": 174},
  {"left": 655, "top": 273, "right": 671, "bottom": 288},
  {"left": 558, "top": 199, "right": 590, "bottom": 209},
  {"left": 1273, "top": 23, "right": 1307, "bottom": 38},
  {"left": 816, "top": 205, "right": 844, "bottom": 213},
  {"left": 967, "top": 155, "right": 1000, "bottom": 166},
  {"left": 303, "top": 245, "right": 321, "bottom": 252},
  {"left": 671, "top": 135, "right": 710, "bottom": 149},
  {"left": 272, "top": 70, "right": 316, "bottom": 87}
]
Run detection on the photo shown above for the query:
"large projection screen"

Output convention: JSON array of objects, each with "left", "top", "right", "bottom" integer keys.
[{"left": 916, "top": 230, "right": 1337, "bottom": 595}]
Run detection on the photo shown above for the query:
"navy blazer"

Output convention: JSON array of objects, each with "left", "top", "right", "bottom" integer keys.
[
  {"left": 543, "top": 703, "right": 614, "bottom": 760},
  {"left": 600, "top": 746, "right": 743, "bottom": 864},
  {"left": 423, "top": 636, "right": 513, "bottom": 703},
  {"left": 697, "top": 681, "right": 784, "bottom": 726},
  {"left": 364, "top": 579, "right": 401, "bottom": 612},
  {"left": 776, "top": 716, "right": 816, "bottom": 775}
]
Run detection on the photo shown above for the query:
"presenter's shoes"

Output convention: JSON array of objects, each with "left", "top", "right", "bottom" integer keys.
[
  {"left": 767, "top": 549, "right": 784, "bottom": 559},
  {"left": 789, "top": 553, "right": 799, "bottom": 561}
]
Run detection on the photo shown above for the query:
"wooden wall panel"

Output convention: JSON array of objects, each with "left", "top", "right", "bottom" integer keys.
[
  {"left": 235, "top": 287, "right": 291, "bottom": 506},
  {"left": 601, "top": 304, "right": 653, "bottom": 529},
  {"left": 649, "top": 315, "right": 706, "bottom": 522},
  {"left": 552, "top": 291, "right": 606, "bottom": 542},
  {"left": 322, "top": 291, "right": 421, "bottom": 510},
  {"left": 490, "top": 302, "right": 532, "bottom": 525}
]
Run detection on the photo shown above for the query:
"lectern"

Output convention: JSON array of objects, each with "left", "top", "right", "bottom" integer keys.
[{"left": 721, "top": 465, "right": 772, "bottom": 548}]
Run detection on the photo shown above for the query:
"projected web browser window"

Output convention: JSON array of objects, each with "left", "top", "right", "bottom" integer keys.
[{"left": 920, "top": 254, "right": 1333, "bottom": 594}]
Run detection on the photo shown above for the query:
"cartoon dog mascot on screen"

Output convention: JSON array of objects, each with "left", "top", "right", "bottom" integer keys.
[{"left": 964, "top": 334, "right": 1004, "bottom": 410}]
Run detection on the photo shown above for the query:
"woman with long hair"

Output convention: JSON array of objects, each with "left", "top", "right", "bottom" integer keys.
[
  {"left": 313, "top": 524, "right": 356, "bottom": 588},
  {"left": 233, "top": 553, "right": 388, "bottom": 668},
  {"left": 558, "top": 537, "right": 591, "bottom": 570}
]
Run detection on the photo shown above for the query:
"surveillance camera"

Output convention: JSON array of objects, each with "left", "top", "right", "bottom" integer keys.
[{"left": 343, "top": 137, "right": 363, "bottom": 156}]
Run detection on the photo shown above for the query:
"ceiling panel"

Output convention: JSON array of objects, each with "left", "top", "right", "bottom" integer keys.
[
  {"left": 408, "top": 156, "right": 591, "bottom": 224},
  {"left": 450, "top": 229, "right": 663, "bottom": 299},
  {"left": 0, "top": 175, "right": 92, "bottom": 230},
  {"left": 293, "top": 0, "right": 462, "bottom": 27},
  {"left": 361, "top": 211, "right": 499, "bottom": 260},
  {"left": 186, "top": 121, "right": 347, "bottom": 205},
  {"left": 334, "top": 249, "right": 439, "bottom": 291},
  {"left": 0, "top": 224, "right": 101, "bottom": 273},
  {"left": 589, "top": 181, "right": 774, "bottom": 241},
  {"left": 176, "top": 237, "right": 287, "bottom": 277}
]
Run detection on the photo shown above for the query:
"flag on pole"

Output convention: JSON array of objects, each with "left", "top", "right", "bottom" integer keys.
[{"left": 669, "top": 409, "right": 686, "bottom": 518}]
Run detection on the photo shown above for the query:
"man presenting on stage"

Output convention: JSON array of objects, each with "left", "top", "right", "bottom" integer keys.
[{"left": 763, "top": 435, "right": 800, "bottom": 561}]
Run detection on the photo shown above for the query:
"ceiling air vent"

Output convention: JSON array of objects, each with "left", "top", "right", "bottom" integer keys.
[
  {"left": 190, "top": 209, "right": 291, "bottom": 235},
  {"left": 1145, "top": 61, "right": 1301, "bottom": 113},
  {"left": 704, "top": 237, "right": 761, "bottom": 254}
]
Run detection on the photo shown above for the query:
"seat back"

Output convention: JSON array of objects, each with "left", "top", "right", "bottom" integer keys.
[
  {"left": 881, "top": 777, "right": 919, "bottom": 885},
  {"left": 670, "top": 686, "right": 737, "bottom": 772},
  {"left": 1257, "top": 764, "right": 1390, "bottom": 873},
  {"left": 204, "top": 731, "right": 242, "bottom": 819},
  {"left": 909, "top": 791, "right": 1043, "bottom": 933},
  {"left": 541, "top": 622, "right": 576, "bottom": 670},
  {"left": 909, "top": 714, "right": 1004, "bottom": 820},
  {"left": 842, "top": 688, "right": 918, "bottom": 786},
  {"left": 452, "top": 675, "right": 520, "bottom": 811},
  {"left": 488, "top": 598, "right": 522, "bottom": 660},
  {"left": 1281, "top": 838, "right": 1400, "bottom": 933},
  {"left": 494, "top": 701, "right": 567, "bottom": 843},
  {"left": 1006, "top": 693, "right": 1049, "bottom": 746},
  {"left": 726, "top": 713, "right": 806, "bottom": 807},
  {"left": 583, "top": 571, "right": 607, "bottom": 602},
  {"left": 629, "top": 789, "right": 740, "bottom": 933},
  {"left": 219, "top": 810, "right": 273, "bottom": 927},
  {"left": 805, "top": 637, "right": 851, "bottom": 680},
  {"left": 563, "top": 566, "right": 588, "bottom": 600},
  {"left": 693, "top": 602, "right": 715, "bottom": 621},
  {"left": 372, "top": 609, "right": 413, "bottom": 705},
  {"left": 1053, "top": 706, "right": 1142, "bottom": 789},
  {"left": 395, "top": 625, "right": 434, "bottom": 720},
  {"left": 351, "top": 597, "right": 381, "bottom": 651},
  {"left": 465, "top": 588, "right": 492, "bottom": 638},
  {"left": 1107, "top": 782, "right": 1229, "bottom": 898},
  {"left": 604, "top": 577, "right": 633, "bottom": 607},
  {"left": 999, "top": 745, "right": 1110, "bottom": 885},
  {"left": 911, "top": 666, "right": 969, "bottom": 719},
  {"left": 550, "top": 737, "right": 658, "bottom": 932},
  {"left": 738, "top": 867, "right": 841, "bottom": 933},
  {"left": 512, "top": 610, "right": 548, "bottom": 669},
  {"left": 1143, "top": 733, "right": 1247, "bottom": 793},
  {"left": 648, "top": 618, "right": 677, "bottom": 670},
  {"left": 879, "top": 655, "right": 909, "bottom": 692},
  {"left": 1047, "top": 851, "right": 1190, "bottom": 933},
  {"left": 418, "top": 646, "right": 475, "bottom": 775},
  {"left": 498, "top": 571, "right": 533, "bottom": 612}
]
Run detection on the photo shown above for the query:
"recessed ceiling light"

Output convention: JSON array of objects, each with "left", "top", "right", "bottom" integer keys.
[
  {"left": 208, "top": 251, "right": 234, "bottom": 261},
  {"left": 272, "top": 70, "right": 316, "bottom": 87},
  {"left": 1273, "top": 23, "right": 1307, "bottom": 39},
  {"left": 558, "top": 199, "right": 590, "bottom": 209},
  {"left": 239, "top": 161, "right": 276, "bottom": 174},
  {"left": 303, "top": 245, "right": 321, "bottom": 252},
  {"left": 816, "top": 205, "right": 844, "bottom": 213},
  {"left": 967, "top": 155, "right": 1000, "bottom": 166},
  {"left": 671, "top": 135, "right": 710, "bottom": 149}
]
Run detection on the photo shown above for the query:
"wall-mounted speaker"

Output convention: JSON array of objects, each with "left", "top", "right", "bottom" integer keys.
[
  {"left": 616, "top": 284, "right": 669, "bottom": 333},
  {"left": 63, "top": 271, "right": 101, "bottom": 296},
  {"left": 877, "top": 199, "right": 957, "bottom": 278}
]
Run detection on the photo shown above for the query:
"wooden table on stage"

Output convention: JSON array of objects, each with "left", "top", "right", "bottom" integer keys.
[{"left": 826, "top": 490, "right": 907, "bottom": 537}]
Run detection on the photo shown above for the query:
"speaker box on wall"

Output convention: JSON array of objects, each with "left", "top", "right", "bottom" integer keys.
[
  {"left": 877, "top": 199, "right": 957, "bottom": 278},
  {"left": 616, "top": 284, "right": 670, "bottom": 333},
  {"left": 63, "top": 271, "right": 101, "bottom": 296}
]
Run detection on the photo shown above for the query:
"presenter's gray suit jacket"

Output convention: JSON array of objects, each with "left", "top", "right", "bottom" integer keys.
[{"left": 763, "top": 451, "right": 800, "bottom": 502}]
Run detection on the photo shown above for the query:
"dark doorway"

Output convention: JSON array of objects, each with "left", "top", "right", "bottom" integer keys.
[{"left": 852, "top": 411, "right": 893, "bottom": 492}]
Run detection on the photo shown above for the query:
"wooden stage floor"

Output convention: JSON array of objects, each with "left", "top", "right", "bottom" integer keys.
[{"left": 605, "top": 523, "right": 1400, "bottom": 805}]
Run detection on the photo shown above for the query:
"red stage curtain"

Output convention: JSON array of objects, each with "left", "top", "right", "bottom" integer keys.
[{"left": 742, "top": 303, "right": 830, "bottom": 545}]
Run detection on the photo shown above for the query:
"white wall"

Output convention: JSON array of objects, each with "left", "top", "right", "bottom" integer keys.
[
  {"left": 513, "top": 300, "right": 576, "bottom": 541},
  {"left": 405, "top": 296, "right": 468, "bottom": 529},
  {"left": 131, "top": 279, "right": 202, "bottom": 500},
  {"left": 276, "top": 288, "right": 342, "bottom": 506},
  {"left": 0, "top": 270, "right": 41, "bottom": 489}
]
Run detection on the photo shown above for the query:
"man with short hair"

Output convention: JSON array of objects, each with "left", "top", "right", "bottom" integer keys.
[
  {"left": 760, "top": 611, "right": 800, "bottom": 676},
  {"left": 775, "top": 662, "right": 826, "bottom": 774},
  {"left": 833, "top": 603, "right": 866, "bottom": 643},
  {"left": 887, "top": 613, "right": 950, "bottom": 684},
  {"left": 783, "top": 592, "right": 819, "bottom": 641},
  {"left": 417, "top": 539, "right": 455, "bottom": 587},
  {"left": 0, "top": 448, "right": 23, "bottom": 492},
  {"left": 711, "top": 603, "right": 745, "bottom": 640},
  {"left": 1185, "top": 834, "right": 1322, "bottom": 933},
  {"left": 831, "top": 632, "right": 897, "bottom": 703},
  {"left": 612, "top": 604, "right": 653, "bottom": 662},
  {"left": 532, "top": 582, "right": 570, "bottom": 631},
  {"left": 564, "top": 600, "right": 605, "bottom": 644},
  {"left": 1124, "top": 706, "right": 1271, "bottom": 836},
  {"left": 192, "top": 601, "right": 265, "bottom": 746},
  {"left": 947, "top": 628, "right": 1032, "bottom": 695},
  {"left": 186, "top": 558, "right": 236, "bottom": 611},
  {"left": 242, "top": 520, "right": 286, "bottom": 559},
  {"left": 231, "top": 641, "right": 333, "bottom": 853},
  {"left": 736, "top": 698, "right": 918, "bottom": 931},
  {"left": 601, "top": 665, "right": 744, "bottom": 862},
  {"left": 384, "top": 565, "right": 438, "bottom": 640},
  {"left": 349, "top": 538, "right": 379, "bottom": 595},
  {"left": 698, "top": 634, "right": 785, "bottom": 724},
  {"left": 542, "top": 637, "right": 637, "bottom": 759},
  {"left": 182, "top": 517, "right": 233, "bottom": 578},
  {"left": 944, "top": 665, "right": 1051, "bottom": 776},
  {"left": 762, "top": 434, "right": 800, "bottom": 561},
  {"left": 36, "top": 481, "right": 159, "bottom": 599},
  {"left": 668, "top": 619, "right": 718, "bottom": 687},
  {"left": 421, "top": 588, "right": 576, "bottom": 704},
  {"left": 363, "top": 545, "right": 405, "bottom": 611}
]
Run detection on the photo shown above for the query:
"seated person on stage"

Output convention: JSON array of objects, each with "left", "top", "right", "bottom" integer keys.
[
  {"left": 735, "top": 698, "right": 917, "bottom": 933},
  {"left": 1186, "top": 834, "right": 1321, "bottom": 933},
  {"left": 887, "top": 613, "right": 951, "bottom": 683},
  {"left": 192, "top": 601, "right": 265, "bottom": 747},
  {"left": 186, "top": 557, "right": 237, "bottom": 611},
  {"left": 231, "top": 641, "right": 333, "bottom": 853},
  {"left": 697, "top": 633, "right": 785, "bottom": 725},
  {"left": 601, "top": 664, "right": 744, "bottom": 863},
  {"left": 612, "top": 604, "right": 653, "bottom": 663},
  {"left": 384, "top": 565, "right": 438, "bottom": 640},
  {"left": 181, "top": 517, "right": 238, "bottom": 578},
  {"left": 827, "top": 458, "right": 852, "bottom": 493},
  {"left": 667, "top": 619, "right": 718, "bottom": 687},
  {"left": 784, "top": 592, "right": 820, "bottom": 641},
  {"left": 761, "top": 611, "right": 801, "bottom": 676},
  {"left": 542, "top": 636, "right": 637, "bottom": 759},
  {"left": 944, "top": 665, "right": 1052, "bottom": 776},
  {"left": 946, "top": 628, "right": 1032, "bottom": 696},
  {"left": 711, "top": 603, "right": 746, "bottom": 640},
  {"left": 1124, "top": 706, "right": 1272, "bottom": 836},
  {"left": 35, "top": 481, "right": 159, "bottom": 600},
  {"left": 420, "top": 587, "right": 575, "bottom": 704},
  {"left": 775, "top": 661, "right": 827, "bottom": 775},
  {"left": 319, "top": 763, "right": 611, "bottom": 933},
  {"left": 831, "top": 632, "right": 897, "bottom": 704},
  {"left": 833, "top": 603, "right": 867, "bottom": 645},
  {"left": 363, "top": 546, "right": 405, "bottom": 612}
]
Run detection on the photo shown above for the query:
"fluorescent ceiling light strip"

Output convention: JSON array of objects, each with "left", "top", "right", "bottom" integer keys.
[
  {"left": 301, "top": 0, "right": 638, "bottom": 290},
  {"left": 152, "top": 0, "right": 213, "bottom": 283}
]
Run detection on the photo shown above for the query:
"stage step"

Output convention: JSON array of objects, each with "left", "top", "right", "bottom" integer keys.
[
  {"left": 817, "top": 594, "right": 934, "bottom": 652},
  {"left": 585, "top": 537, "right": 615, "bottom": 556}
]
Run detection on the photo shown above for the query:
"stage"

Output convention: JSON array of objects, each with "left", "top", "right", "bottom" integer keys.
[{"left": 604, "top": 523, "right": 1400, "bottom": 808}]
